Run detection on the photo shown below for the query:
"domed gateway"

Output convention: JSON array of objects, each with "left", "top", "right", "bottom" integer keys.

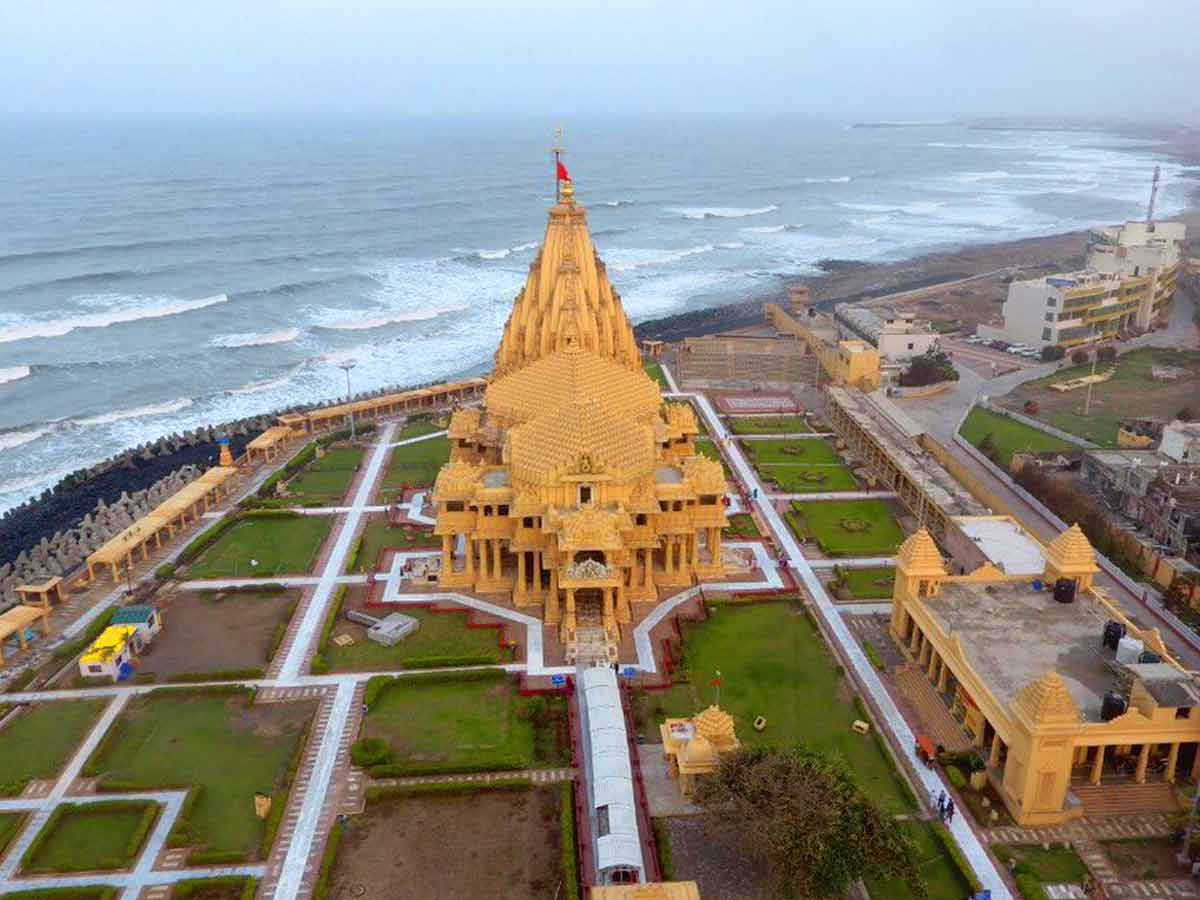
[{"left": 432, "top": 171, "right": 728, "bottom": 663}]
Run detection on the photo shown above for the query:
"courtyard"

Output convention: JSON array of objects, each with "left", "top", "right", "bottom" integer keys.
[
  {"left": 786, "top": 499, "right": 906, "bottom": 557},
  {"left": 322, "top": 604, "right": 506, "bottom": 673},
  {"left": 183, "top": 514, "right": 333, "bottom": 579}
]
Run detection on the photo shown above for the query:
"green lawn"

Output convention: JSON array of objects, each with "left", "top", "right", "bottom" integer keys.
[
  {"left": 724, "top": 514, "right": 760, "bottom": 538},
  {"left": 959, "top": 406, "right": 1073, "bottom": 469},
  {"left": 398, "top": 420, "right": 444, "bottom": 440},
  {"left": 727, "top": 416, "right": 811, "bottom": 435},
  {"left": 23, "top": 801, "right": 157, "bottom": 873},
  {"left": 86, "top": 690, "right": 314, "bottom": 859},
  {"left": 0, "top": 700, "right": 107, "bottom": 795},
  {"left": 366, "top": 676, "right": 538, "bottom": 770},
  {"left": 744, "top": 438, "right": 841, "bottom": 465},
  {"left": 643, "top": 360, "right": 669, "bottom": 389},
  {"left": 635, "top": 603, "right": 914, "bottom": 813},
  {"left": 0, "top": 813, "right": 24, "bottom": 858},
  {"left": 760, "top": 463, "right": 859, "bottom": 493},
  {"left": 378, "top": 435, "right": 450, "bottom": 502},
  {"left": 839, "top": 566, "right": 896, "bottom": 599},
  {"left": 325, "top": 608, "right": 503, "bottom": 672},
  {"left": 186, "top": 515, "right": 333, "bottom": 579},
  {"left": 352, "top": 519, "right": 440, "bottom": 573},
  {"left": 993, "top": 843, "right": 1089, "bottom": 883},
  {"left": 787, "top": 500, "right": 906, "bottom": 557},
  {"left": 866, "top": 822, "right": 973, "bottom": 900},
  {"left": 285, "top": 447, "right": 364, "bottom": 505}
]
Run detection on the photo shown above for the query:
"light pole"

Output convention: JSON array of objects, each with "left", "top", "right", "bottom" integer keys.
[{"left": 338, "top": 361, "right": 357, "bottom": 442}]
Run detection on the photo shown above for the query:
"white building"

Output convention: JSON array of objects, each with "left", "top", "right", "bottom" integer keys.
[
  {"left": 833, "top": 305, "right": 939, "bottom": 366},
  {"left": 1160, "top": 420, "right": 1200, "bottom": 464},
  {"left": 1087, "top": 221, "right": 1185, "bottom": 330}
]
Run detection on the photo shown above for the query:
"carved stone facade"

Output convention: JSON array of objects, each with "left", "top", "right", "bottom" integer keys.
[{"left": 433, "top": 186, "right": 728, "bottom": 658}]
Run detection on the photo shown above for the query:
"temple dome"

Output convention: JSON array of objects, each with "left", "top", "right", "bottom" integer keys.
[
  {"left": 693, "top": 705, "right": 736, "bottom": 745},
  {"left": 681, "top": 733, "right": 718, "bottom": 767},
  {"left": 895, "top": 529, "right": 946, "bottom": 577},
  {"left": 1044, "top": 524, "right": 1098, "bottom": 576},
  {"left": 1015, "top": 670, "right": 1080, "bottom": 724},
  {"left": 494, "top": 196, "right": 641, "bottom": 376}
]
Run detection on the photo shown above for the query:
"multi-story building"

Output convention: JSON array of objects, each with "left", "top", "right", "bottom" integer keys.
[
  {"left": 1087, "top": 221, "right": 1185, "bottom": 329},
  {"left": 1160, "top": 420, "right": 1200, "bottom": 464},
  {"left": 980, "top": 220, "right": 1185, "bottom": 349}
]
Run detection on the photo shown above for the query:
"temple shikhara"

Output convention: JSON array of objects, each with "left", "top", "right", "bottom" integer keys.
[{"left": 432, "top": 179, "right": 728, "bottom": 663}]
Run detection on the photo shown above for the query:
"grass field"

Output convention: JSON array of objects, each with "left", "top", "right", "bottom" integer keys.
[
  {"left": 839, "top": 566, "right": 895, "bottom": 599},
  {"left": 326, "top": 608, "right": 503, "bottom": 672},
  {"left": 378, "top": 435, "right": 450, "bottom": 502},
  {"left": 993, "top": 843, "right": 1089, "bottom": 883},
  {"left": 87, "top": 691, "right": 314, "bottom": 858},
  {"left": 634, "top": 603, "right": 914, "bottom": 813},
  {"left": 398, "top": 420, "right": 444, "bottom": 440},
  {"left": 959, "top": 406, "right": 1074, "bottom": 468},
  {"left": 644, "top": 360, "right": 669, "bottom": 388},
  {"left": 0, "top": 700, "right": 107, "bottom": 796},
  {"left": 352, "top": 519, "right": 439, "bottom": 573},
  {"left": 695, "top": 439, "right": 731, "bottom": 476},
  {"left": 1000, "top": 348, "right": 1200, "bottom": 447},
  {"left": 285, "top": 446, "right": 364, "bottom": 505},
  {"left": 724, "top": 514, "right": 760, "bottom": 538},
  {"left": 726, "top": 416, "right": 811, "bottom": 435},
  {"left": 23, "top": 801, "right": 157, "bottom": 873},
  {"left": 366, "top": 677, "right": 538, "bottom": 770},
  {"left": 744, "top": 438, "right": 841, "bottom": 465},
  {"left": 866, "top": 822, "right": 973, "bottom": 900},
  {"left": 787, "top": 500, "right": 905, "bottom": 557},
  {"left": 0, "top": 814, "right": 23, "bottom": 858},
  {"left": 186, "top": 515, "right": 332, "bottom": 579},
  {"left": 760, "top": 463, "right": 859, "bottom": 493}
]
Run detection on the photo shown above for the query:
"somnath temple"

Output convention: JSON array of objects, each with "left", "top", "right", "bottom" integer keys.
[{"left": 432, "top": 178, "right": 728, "bottom": 663}]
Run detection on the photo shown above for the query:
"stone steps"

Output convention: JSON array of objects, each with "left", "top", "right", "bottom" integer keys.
[
  {"left": 894, "top": 664, "right": 973, "bottom": 753},
  {"left": 1071, "top": 782, "right": 1180, "bottom": 818}
]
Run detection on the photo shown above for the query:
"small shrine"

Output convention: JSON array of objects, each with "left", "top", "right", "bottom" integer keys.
[{"left": 659, "top": 705, "right": 740, "bottom": 796}]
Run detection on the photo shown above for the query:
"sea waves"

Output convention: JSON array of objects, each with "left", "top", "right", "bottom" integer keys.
[
  {"left": 310, "top": 305, "right": 469, "bottom": 331},
  {"left": 670, "top": 205, "right": 779, "bottom": 220},
  {"left": 742, "top": 223, "right": 805, "bottom": 234},
  {"left": 473, "top": 241, "right": 538, "bottom": 260},
  {"left": 0, "top": 294, "right": 229, "bottom": 345},
  {"left": 0, "top": 366, "right": 31, "bottom": 386},
  {"left": 0, "top": 427, "right": 48, "bottom": 452},
  {"left": 209, "top": 327, "right": 301, "bottom": 348},
  {"left": 75, "top": 397, "right": 194, "bottom": 426}
]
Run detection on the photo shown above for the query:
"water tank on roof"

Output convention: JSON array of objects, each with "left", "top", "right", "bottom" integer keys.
[
  {"left": 1053, "top": 578, "right": 1076, "bottom": 604},
  {"left": 1101, "top": 691, "right": 1128, "bottom": 722},
  {"left": 1102, "top": 620, "right": 1126, "bottom": 651},
  {"left": 1116, "top": 635, "right": 1145, "bottom": 665},
  {"left": 1139, "top": 650, "right": 1162, "bottom": 664}
]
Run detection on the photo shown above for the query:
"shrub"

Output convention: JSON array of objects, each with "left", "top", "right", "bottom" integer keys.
[
  {"left": 1040, "top": 344, "right": 1065, "bottom": 362},
  {"left": 945, "top": 764, "right": 967, "bottom": 790},
  {"left": 189, "top": 849, "right": 250, "bottom": 866},
  {"left": 257, "top": 788, "right": 288, "bottom": 859},
  {"left": 561, "top": 783, "right": 580, "bottom": 900},
  {"left": 351, "top": 738, "right": 390, "bottom": 768},
  {"left": 174, "top": 877, "right": 257, "bottom": 900},
  {"left": 1071, "top": 349, "right": 1090, "bottom": 365},
  {"left": 368, "top": 755, "right": 526, "bottom": 778},
  {"left": 1015, "top": 873, "right": 1048, "bottom": 900},
  {"left": 166, "top": 668, "right": 264, "bottom": 683},
  {"left": 154, "top": 563, "right": 175, "bottom": 581},
  {"left": 125, "top": 803, "right": 160, "bottom": 860},
  {"left": 898, "top": 348, "right": 959, "bottom": 387},
  {"left": 313, "top": 820, "right": 343, "bottom": 900},
  {"left": 931, "top": 822, "right": 982, "bottom": 892},
  {"left": 401, "top": 654, "right": 500, "bottom": 669},
  {"left": 363, "top": 675, "right": 392, "bottom": 710},
  {"left": 177, "top": 514, "right": 241, "bottom": 565},
  {"left": 861, "top": 640, "right": 885, "bottom": 672},
  {"left": 651, "top": 816, "right": 672, "bottom": 882}
]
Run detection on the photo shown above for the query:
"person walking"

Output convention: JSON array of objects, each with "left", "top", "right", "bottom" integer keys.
[{"left": 945, "top": 798, "right": 955, "bottom": 824}]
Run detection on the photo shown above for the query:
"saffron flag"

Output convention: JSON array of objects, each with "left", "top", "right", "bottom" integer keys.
[
  {"left": 710, "top": 677, "right": 722, "bottom": 687},
  {"left": 556, "top": 160, "right": 571, "bottom": 182}
]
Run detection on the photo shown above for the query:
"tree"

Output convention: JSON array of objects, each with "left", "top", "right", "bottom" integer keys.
[
  {"left": 1164, "top": 575, "right": 1196, "bottom": 614},
  {"left": 693, "top": 746, "right": 925, "bottom": 899},
  {"left": 1096, "top": 346, "right": 1117, "bottom": 364},
  {"left": 1071, "top": 349, "right": 1090, "bottom": 366},
  {"left": 978, "top": 431, "right": 998, "bottom": 462},
  {"left": 897, "top": 348, "right": 959, "bottom": 387},
  {"left": 1177, "top": 406, "right": 1196, "bottom": 422},
  {"left": 1041, "top": 344, "right": 1065, "bottom": 362}
]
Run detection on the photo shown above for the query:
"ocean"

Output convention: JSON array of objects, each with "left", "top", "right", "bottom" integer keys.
[{"left": 0, "top": 116, "right": 1190, "bottom": 514}]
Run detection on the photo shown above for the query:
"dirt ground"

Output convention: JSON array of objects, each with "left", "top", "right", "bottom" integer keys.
[
  {"left": 329, "top": 788, "right": 561, "bottom": 900},
  {"left": 665, "top": 815, "right": 775, "bottom": 900},
  {"left": 1102, "top": 837, "right": 1190, "bottom": 882},
  {"left": 136, "top": 589, "right": 299, "bottom": 680}
]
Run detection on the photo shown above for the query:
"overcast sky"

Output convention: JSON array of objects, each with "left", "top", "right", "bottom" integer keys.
[{"left": 3, "top": 0, "right": 1198, "bottom": 121}]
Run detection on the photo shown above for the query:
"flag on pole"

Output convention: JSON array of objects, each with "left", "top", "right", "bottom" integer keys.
[
  {"left": 710, "top": 669, "right": 722, "bottom": 688},
  {"left": 556, "top": 160, "right": 571, "bottom": 183}
]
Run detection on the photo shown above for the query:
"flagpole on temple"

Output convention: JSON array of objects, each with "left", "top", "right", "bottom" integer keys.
[{"left": 552, "top": 124, "right": 564, "bottom": 204}]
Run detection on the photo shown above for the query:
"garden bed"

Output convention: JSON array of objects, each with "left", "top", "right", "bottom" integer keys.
[
  {"left": 183, "top": 515, "right": 333, "bottom": 579},
  {"left": 323, "top": 605, "right": 507, "bottom": 673},
  {"left": 726, "top": 416, "right": 811, "bottom": 435},
  {"left": 786, "top": 500, "right": 905, "bottom": 557},
  {"left": 377, "top": 435, "right": 450, "bottom": 503},
  {"left": 283, "top": 446, "right": 365, "bottom": 505},
  {"left": 0, "top": 700, "right": 108, "bottom": 796},
  {"left": 22, "top": 801, "right": 159, "bottom": 873}
]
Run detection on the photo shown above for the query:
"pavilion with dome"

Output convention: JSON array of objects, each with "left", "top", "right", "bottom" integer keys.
[
  {"left": 660, "top": 704, "right": 740, "bottom": 796},
  {"left": 432, "top": 177, "right": 728, "bottom": 663}
]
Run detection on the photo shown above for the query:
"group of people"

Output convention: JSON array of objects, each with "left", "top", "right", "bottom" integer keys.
[{"left": 934, "top": 789, "right": 956, "bottom": 824}]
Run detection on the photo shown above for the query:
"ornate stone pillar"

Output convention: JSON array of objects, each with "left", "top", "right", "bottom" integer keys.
[
  {"left": 1166, "top": 742, "right": 1180, "bottom": 783},
  {"left": 644, "top": 548, "right": 653, "bottom": 588},
  {"left": 492, "top": 540, "right": 502, "bottom": 580},
  {"left": 517, "top": 551, "right": 526, "bottom": 599},
  {"left": 616, "top": 580, "right": 630, "bottom": 624},
  {"left": 466, "top": 538, "right": 475, "bottom": 579},
  {"left": 1135, "top": 743, "right": 1151, "bottom": 784},
  {"left": 563, "top": 589, "right": 577, "bottom": 641},
  {"left": 545, "top": 588, "right": 560, "bottom": 625},
  {"left": 989, "top": 732, "right": 1002, "bottom": 768},
  {"left": 1090, "top": 745, "right": 1105, "bottom": 785},
  {"left": 442, "top": 535, "right": 453, "bottom": 576}
]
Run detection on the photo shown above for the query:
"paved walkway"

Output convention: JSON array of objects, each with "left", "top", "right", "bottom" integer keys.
[
  {"left": 663, "top": 365, "right": 1014, "bottom": 900},
  {"left": 773, "top": 490, "right": 899, "bottom": 501},
  {"left": 806, "top": 556, "right": 895, "bottom": 569},
  {"left": 985, "top": 814, "right": 1174, "bottom": 844}
]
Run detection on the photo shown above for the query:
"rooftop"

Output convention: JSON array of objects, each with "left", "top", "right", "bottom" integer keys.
[
  {"left": 955, "top": 517, "right": 1046, "bottom": 576},
  {"left": 923, "top": 578, "right": 1118, "bottom": 721}
]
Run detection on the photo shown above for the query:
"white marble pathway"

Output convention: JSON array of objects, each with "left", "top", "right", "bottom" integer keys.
[{"left": 661, "top": 361, "right": 1013, "bottom": 900}]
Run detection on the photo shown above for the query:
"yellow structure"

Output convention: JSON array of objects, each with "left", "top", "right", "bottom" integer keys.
[
  {"left": 245, "top": 426, "right": 292, "bottom": 464},
  {"left": 890, "top": 523, "right": 1200, "bottom": 825},
  {"left": 15, "top": 577, "right": 64, "bottom": 610},
  {"left": 763, "top": 301, "right": 881, "bottom": 391},
  {"left": 0, "top": 605, "right": 51, "bottom": 664},
  {"left": 278, "top": 378, "right": 486, "bottom": 436},
  {"left": 591, "top": 884, "right": 701, "bottom": 900},
  {"left": 433, "top": 181, "right": 727, "bottom": 661},
  {"left": 659, "top": 705, "right": 740, "bottom": 796},
  {"left": 79, "top": 624, "right": 138, "bottom": 681}
]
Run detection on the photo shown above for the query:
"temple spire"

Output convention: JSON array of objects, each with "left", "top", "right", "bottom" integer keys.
[{"left": 552, "top": 124, "right": 566, "bottom": 204}]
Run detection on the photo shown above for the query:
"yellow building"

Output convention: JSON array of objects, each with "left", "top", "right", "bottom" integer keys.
[
  {"left": 660, "top": 705, "right": 740, "bottom": 796},
  {"left": 433, "top": 180, "right": 728, "bottom": 663},
  {"left": 890, "top": 522, "right": 1200, "bottom": 825},
  {"left": 763, "top": 300, "right": 882, "bottom": 391},
  {"left": 591, "top": 883, "right": 701, "bottom": 900}
]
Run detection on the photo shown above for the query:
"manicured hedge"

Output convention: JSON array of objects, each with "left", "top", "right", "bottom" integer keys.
[
  {"left": 932, "top": 822, "right": 982, "bottom": 893},
  {"left": 945, "top": 764, "right": 967, "bottom": 791},
  {"left": 350, "top": 738, "right": 389, "bottom": 768},
  {"left": 313, "top": 820, "right": 343, "bottom": 900},
  {"left": 166, "top": 668, "right": 264, "bottom": 684},
  {"left": 309, "top": 586, "right": 348, "bottom": 675},
  {"left": 0, "top": 888, "right": 118, "bottom": 900},
  {"left": 21, "top": 801, "right": 158, "bottom": 873},
  {"left": 177, "top": 514, "right": 241, "bottom": 565},
  {"left": 166, "top": 785, "right": 204, "bottom": 848},
  {"left": 368, "top": 755, "right": 526, "bottom": 779},
  {"left": 400, "top": 654, "right": 501, "bottom": 670},
  {"left": 364, "top": 778, "right": 533, "bottom": 802},
  {"left": 561, "top": 783, "right": 581, "bottom": 900},
  {"left": 862, "top": 640, "right": 885, "bottom": 671},
  {"left": 173, "top": 877, "right": 258, "bottom": 900}
]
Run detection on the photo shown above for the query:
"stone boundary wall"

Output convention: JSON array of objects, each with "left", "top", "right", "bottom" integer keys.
[
  {"left": 975, "top": 398, "right": 1100, "bottom": 450},
  {"left": 951, "top": 430, "right": 1200, "bottom": 656}
]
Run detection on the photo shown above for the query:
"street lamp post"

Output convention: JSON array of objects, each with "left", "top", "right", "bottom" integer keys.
[{"left": 338, "top": 361, "right": 357, "bottom": 442}]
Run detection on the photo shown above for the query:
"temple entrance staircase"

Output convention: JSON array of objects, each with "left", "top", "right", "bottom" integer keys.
[
  {"left": 565, "top": 595, "right": 618, "bottom": 667},
  {"left": 894, "top": 665, "right": 973, "bottom": 753},
  {"left": 1070, "top": 782, "right": 1180, "bottom": 817}
]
